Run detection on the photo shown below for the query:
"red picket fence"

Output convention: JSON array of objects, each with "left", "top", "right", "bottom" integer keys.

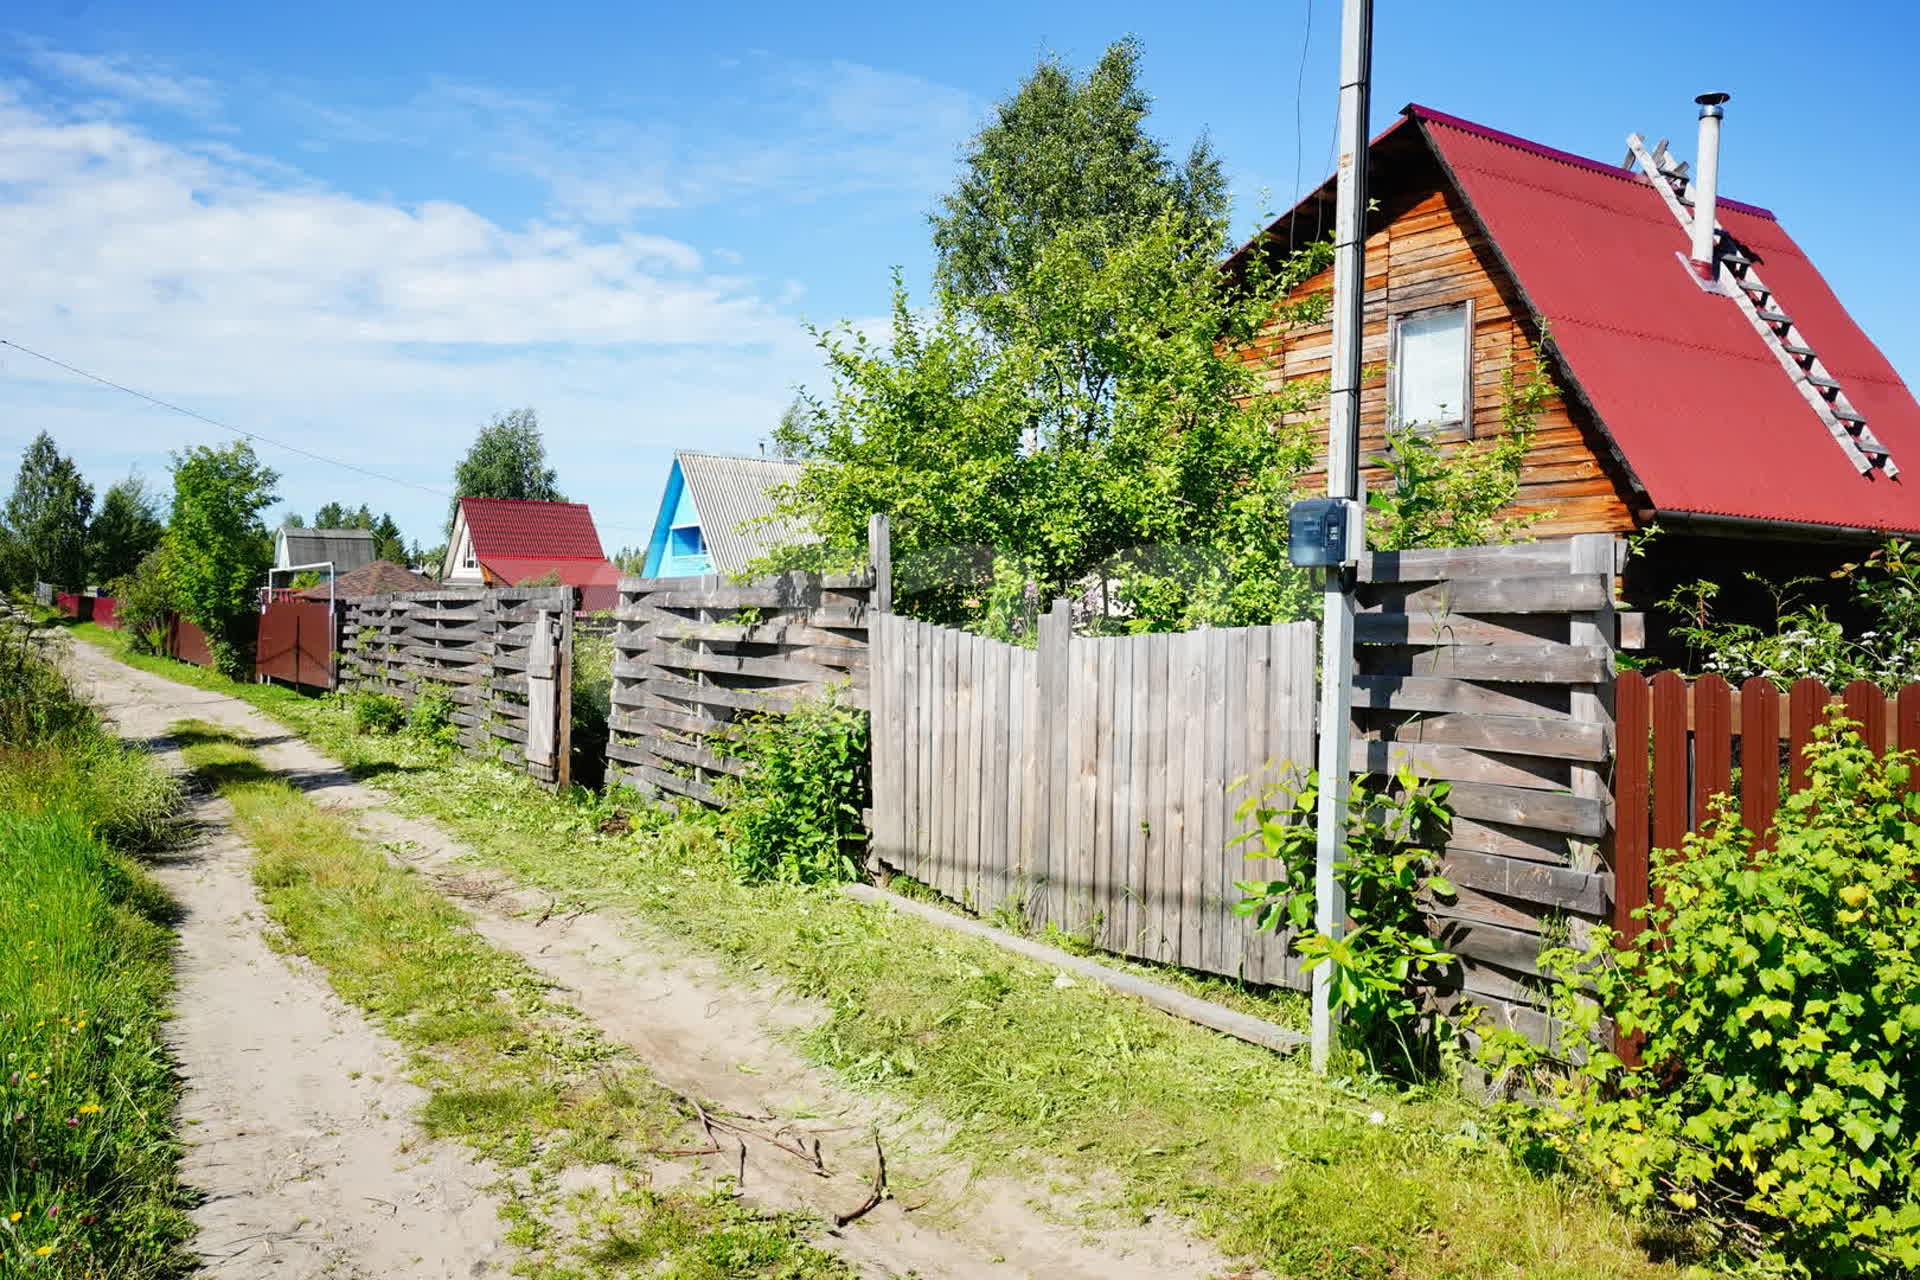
[{"left": 1612, "top": 671, "right": 1920, "bottom": 943}]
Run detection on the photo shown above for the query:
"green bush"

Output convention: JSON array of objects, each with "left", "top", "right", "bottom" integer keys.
[
  {"left": 406, "top": 689, "right": 457, "bottom": 745},
  {"left": 106, "top": 545, "right": 179, "bottom": 658},
  {"left": 350, "top": 691, "right": 406, "bottom": 736},
  {"left": 1231, "top": 766, "right": 1458, "bottom": 1072},
  {"left": 1499, "top": 723, "right": 1920, "bottom": 1276},
  {"left": 720, "top": 695, "right": 869, "bottom": 885},
  {"left": 569, "top": 628, "right": 612, "bottom": 787}
]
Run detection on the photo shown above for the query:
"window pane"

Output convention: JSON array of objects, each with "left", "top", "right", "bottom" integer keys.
[
  {"left": 1395, "top": 307, "right": 1468, "bottom": 428},
  {"left": 670, "top": 525, "right": 705, "bottom": 557}
]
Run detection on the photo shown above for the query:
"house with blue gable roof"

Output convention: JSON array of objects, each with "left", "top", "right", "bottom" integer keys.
[{"left": 641, "top": 451, "right": 813, "bottom": 579}]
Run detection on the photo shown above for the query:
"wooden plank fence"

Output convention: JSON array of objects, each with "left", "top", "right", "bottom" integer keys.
[
  {"left": 1612, "top": 671, "right": 1920, "bottom": 945},
  {"left": 605, "top": 569, "right": 876, "bottom": 804},
  {"left": 1351, "top": 535, "right": 1622, "bottom": 1044},
  {"left": 869, "top": 606, "right": 1320, "bottom": 988},
  {"left": 336, "top": 586, "right": 574, "bottom": 786}
]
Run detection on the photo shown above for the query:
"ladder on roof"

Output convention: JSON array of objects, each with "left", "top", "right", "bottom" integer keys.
[{"left": 1626, "top": 131, "right": 1897, "bottom": 478}]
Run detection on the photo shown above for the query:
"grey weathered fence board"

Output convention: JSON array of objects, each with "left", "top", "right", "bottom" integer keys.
[
  {"left": 1351, "top": 534, "right": 1619, "bottom": 1043},
  {"left": 337, "top": 585, "right": 573, "bottom": 787},
  {"left": 608, "top": 569, "right": 875, "bottom": 805},
  {"left": 869, "top": 612, "right": 1318, "bottom": 990},
  {"left": 1359, "top": 573, "right": 1609, "bottom": 616}
]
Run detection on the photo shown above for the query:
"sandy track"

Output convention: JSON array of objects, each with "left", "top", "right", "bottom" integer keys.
[
  {"left": 64, "top": 637, "right": 1237, "bottom": 1280},
  {"left": 64, "top": 655, "right": 507, "bottom": 1277}
]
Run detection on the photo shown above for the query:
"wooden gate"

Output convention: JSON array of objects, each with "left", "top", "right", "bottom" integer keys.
[{"left": 868, "top": 607, "right": 1318, "bottom": 988}]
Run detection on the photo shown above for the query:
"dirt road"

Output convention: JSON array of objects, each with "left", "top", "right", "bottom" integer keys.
[{"left": 64, "top": 636, "right": 1237, "bottom": 1280}]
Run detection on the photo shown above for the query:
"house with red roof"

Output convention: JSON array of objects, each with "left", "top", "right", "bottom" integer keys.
[
  {"left": 1233, "top": 100, "right": 1920, "bottom": 637},
  {"left": 442, "top": 497, "right": 621, "bottom": 611}
]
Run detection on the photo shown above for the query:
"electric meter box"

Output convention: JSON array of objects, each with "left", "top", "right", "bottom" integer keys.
[{"left": 1287, "top": 497, "right": 1365, "bottom": 569}]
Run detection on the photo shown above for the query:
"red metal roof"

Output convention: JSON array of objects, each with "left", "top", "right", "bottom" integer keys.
[
  {"left": 458, "top": 497, "right": 609, "bottom": 560},
  {"left": 1407, "top": 105, "right": 1920, "bottom": 535}
]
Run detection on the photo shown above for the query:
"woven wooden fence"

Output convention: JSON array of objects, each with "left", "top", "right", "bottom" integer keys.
[
  {"left": 869, "top": 607, "right": 1319, "bottom": 987},
  {"left": 1612, "top": 671, "right": 1920, "bottom": 944},
  {"left": 337, "top": 586, "right": 575, "bottom": 786},
  {"left": 605, "top": 570, "right": 877, "bottom": 804},
  {"left": 1351, "top": 535, "right": 1622, "bottom": 1044}
]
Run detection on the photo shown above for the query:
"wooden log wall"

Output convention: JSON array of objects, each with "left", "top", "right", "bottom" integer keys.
[
  {"left": 336, "top": 586, "right": 575, "bottom": 786},
  {"left": 868, "top": 607, "right": 1320, "bottom": 989},
  {"left": 605, "top": 570, "right": 875, "bottom": 805},
  {"left": 1612, "top": 671, "right": 1920, "bottom": 947},
  {"left": 1352, "top": 534, "right": 1622, "bottom": 1046},
  {"left": 1237, "top": 177, "right": 1638, "bottom": 539}
]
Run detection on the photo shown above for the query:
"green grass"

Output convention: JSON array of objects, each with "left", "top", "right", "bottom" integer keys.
[
  {"left": 0, "top": 620, "right": 192, "bottom": 1278},
  {"left": 76, "top": 622, "right": 1719, "bottom": 1278},
  {"left": 172, "top": 721, "right": 862, "bottom": 1280}
]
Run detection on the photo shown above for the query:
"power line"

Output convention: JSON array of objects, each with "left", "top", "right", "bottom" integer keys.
[
  {"left": 0, "top": 336, "right": 452, "bottom": 500},
  {"left": 1293, "top": 0, "right": 1314, "bottom": 207},
  {"left": 0, "top": 336, "right": 662, "bottom": 536}
]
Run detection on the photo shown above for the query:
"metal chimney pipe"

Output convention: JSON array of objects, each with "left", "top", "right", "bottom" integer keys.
[{"left": 1689, "top": 92, "right": 1730, "bottom": 278}]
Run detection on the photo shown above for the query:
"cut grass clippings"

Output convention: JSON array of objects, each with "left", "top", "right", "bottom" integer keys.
[
  {"left": 67, "top": 620, "right": 1719, "bottom": 1279},
  {"left": 169, "top": 720, "right": 863, "bottom": 1280}
]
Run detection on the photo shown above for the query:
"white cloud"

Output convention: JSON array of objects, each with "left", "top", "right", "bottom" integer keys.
[
  {"left": 21, "top": 41, "right": 220, "bottom": 118},
  {"left": 0, "top": 76, "right": 834, "bottom": 541},
  {"left": 285, "top": 57, "right": 977, "bottom": 226}
]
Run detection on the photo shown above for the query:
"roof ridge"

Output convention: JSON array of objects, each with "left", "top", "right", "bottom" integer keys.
[
  {"left": 459, "top": 496, "right": 590, "bottom": 507},
  {"left": 1404, "top": 104, "right": 1776, "bottom": 221}
]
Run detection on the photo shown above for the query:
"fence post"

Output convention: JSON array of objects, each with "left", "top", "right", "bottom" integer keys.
[
  {"left": 867, "top": 513, "right": 892, "bottom": 616},
  {"left": 557, "top": 595, "right": 574, "bottom": 790},
  {"left": 1037, "top": 598, "right": 1071, "bottom": 925},
  {"left": 1567, "top": 535, "right": 1618, "bottom": 964},
  {"left": 865, "top": 514, "right": 891, "bottom": 866}
]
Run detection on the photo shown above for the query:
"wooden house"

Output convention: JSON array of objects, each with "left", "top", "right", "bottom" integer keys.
[
  {"left": 442, "top": 497, "right": 621, "bottom": 611},
  {"left": 639, "top": 451, "right": 813, "bottom": 579},
  {"left": 1232, "top": 104, "right": 1920, "bottom": 637}
]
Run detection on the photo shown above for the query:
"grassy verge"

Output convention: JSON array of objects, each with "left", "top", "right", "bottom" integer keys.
[
  {"left": 0, "top": 621, "right": 192, "bottom": 1277},
  {"left": 171, "top": 720, "right": 863, "bottom": 1280},
  {"left": 75, "top": 622, "right": 1710, "bottom": 1278}
]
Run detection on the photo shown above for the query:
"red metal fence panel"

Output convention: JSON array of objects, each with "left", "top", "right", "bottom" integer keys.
[
  {"left": 254, "top": 601, "right": 336, "bottom": 689},
  {"left": 92, "top": 597, "right": 119, "bottom": 630},
  {"left": 167, "top": 616, "right": 214, "bottom": 668}
]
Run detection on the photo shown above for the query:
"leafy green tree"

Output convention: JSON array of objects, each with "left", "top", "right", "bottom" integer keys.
[
  {"left": 932, "top": 37, "right": 1226, "bottom": 317},
  {"left": 168, "top": 442, "right": 279, "bottom": 677},
  {"left": 756, "top": 43, "right": 1326, "bottom": 632},
  {"left": 312, "top": 501, "right": 352, "bottom": 529},
  {"left": 86, "top": 474, "right": 165, "bottom": 584},
  {"left": 761, "top": 215, "right": 1329, "bottom": 631},
  {"left": 448, "top": 408, "right": 563, "bottom": 532},
  {"left": 368, "top": 512, "right": 406, "bottom": 565},
  {"left": 4, "top": 432, "right": 95, "bottom": 588},
  {"left": 282, "top": 511, "right": 306, "bottom": 528},
  {"left": 109, "top": 543, "right": 178, "bottom": 655}
]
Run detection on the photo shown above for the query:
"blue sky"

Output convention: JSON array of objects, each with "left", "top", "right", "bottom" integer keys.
[{"left": 2, "top": 0, "right": 1916, "bottom": 552}]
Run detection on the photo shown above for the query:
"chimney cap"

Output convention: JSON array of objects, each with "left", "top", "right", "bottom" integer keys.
[{"left": 1695, "top": 91, "right": 1731, "bottom": 111}]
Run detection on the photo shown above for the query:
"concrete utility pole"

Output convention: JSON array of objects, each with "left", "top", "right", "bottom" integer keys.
[{"left": 1310, "top": 0, "right": 1372, "bottom": 1074}]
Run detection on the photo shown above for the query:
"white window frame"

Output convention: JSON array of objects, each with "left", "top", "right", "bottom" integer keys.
[{"left": 1388, "top": 300, "right": 1474, "bottom": 435}]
